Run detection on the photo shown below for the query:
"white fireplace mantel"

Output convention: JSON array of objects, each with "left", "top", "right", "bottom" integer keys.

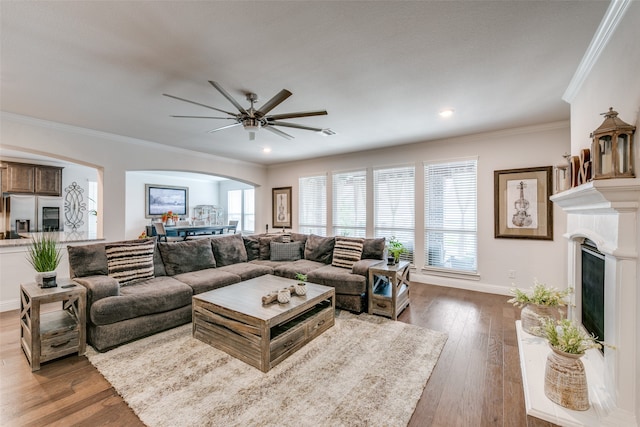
[
  {"left": 517, "top": 178, "right": 640, "bottom": 426},
  {"left": 550, "top": 179, "right": 640, "bottom": 214}
]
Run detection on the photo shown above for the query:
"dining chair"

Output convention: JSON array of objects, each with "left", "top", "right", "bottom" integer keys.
[{"left": 153, "top": 222, "right": 182, "bottom": 242}]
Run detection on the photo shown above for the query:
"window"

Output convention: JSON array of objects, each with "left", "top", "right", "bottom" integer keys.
[
  {"left": 227, "top": 188, "right": 254, "bottom": 233},
  {"left": 374, "top": 166, "right": 415, "bottom": 263},
  {"left": 299, "top": 175, "right": 327, "bottom": 236},
  {"left": 424, "top": 159, "right": 477, "bottom": 273},
  {"left": 332, "top": 170, "right": 366, "bottom": 237}
]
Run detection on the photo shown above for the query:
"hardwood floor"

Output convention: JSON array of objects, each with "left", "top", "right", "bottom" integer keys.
[{"left": 1, "top": 283, "right": 556, "bottom": 427}]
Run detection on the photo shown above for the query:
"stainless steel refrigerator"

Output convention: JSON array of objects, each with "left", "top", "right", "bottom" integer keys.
[{"left": 4, "top": 194, "right": 64, "bottom": 236}]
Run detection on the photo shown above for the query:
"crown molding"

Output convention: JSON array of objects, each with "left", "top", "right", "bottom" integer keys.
[{"left": 562, "top": 0, "right": 633, "bottom": 103}]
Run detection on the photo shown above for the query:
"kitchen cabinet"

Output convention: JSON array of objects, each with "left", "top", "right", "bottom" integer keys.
[
  {"left": 35, "top": 166, "right": 62, "bottom": 195},
  {"left": 1, "top": 162, "right": 63, "bottom": 196}
]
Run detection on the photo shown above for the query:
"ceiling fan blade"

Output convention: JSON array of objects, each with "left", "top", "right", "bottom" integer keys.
[
  {"left": 255, "top": 89, "right": 292, "bottom": 117},
  {"left": 263, "top": 125, "right": 294, "bottom": 140},
  {"left": 269, "top": 121, "right": 324, "bottom": 132},
  {"left": 163, "top": 93, "right": 236, "bottom": 116},
  {"left": 266, "top": 110, "right": 328, "bottom": 120},
  {"left": 171, "top": 115, "right": 235, "bottom": 119},
  {"left": 208, "top": 81, "right": 248, "bottom": 115},
  {"left": 207, "top": 123, "right": 242, "bottom": 133}
]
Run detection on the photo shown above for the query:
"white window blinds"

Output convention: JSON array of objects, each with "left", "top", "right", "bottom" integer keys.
[
  {"left": 332, "top": 170, "right": 366, "bottom": 237},
  {"left": 373, "top": 165, "right": 415, "bottom": 263},
  {"left": 298, "top": 175, "right": 327, "bottom": 236},
  {"left": 424, "top": 159, "right": 477, "bottom": 272}
]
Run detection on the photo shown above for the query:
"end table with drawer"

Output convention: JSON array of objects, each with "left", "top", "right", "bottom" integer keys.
[
  {"left": 20, "top": 279, "right": 87, "bottom": 371},
  {"left": 368, "top": 260, "right": 411, "bottom": 320}
]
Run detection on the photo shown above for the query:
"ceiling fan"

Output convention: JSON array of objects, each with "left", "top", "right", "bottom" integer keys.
[{"left": 163, "top": 81, "right": 332, "bottom": 140}]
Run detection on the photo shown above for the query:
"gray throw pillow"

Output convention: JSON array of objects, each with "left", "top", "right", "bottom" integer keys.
[
  {"left": 210, "top": 233, "right": 248, "bottom": 267},
  {"left": 270, "top": 241, "right": 303, "bottom": 261},
  {"left": 304, "top": 234, "right": 335, "bottom": 264},
  {"left": 158, "top": 239, "right": 216, "bottom": 276},
  {"left": 258, "top": 234, "right": 288, "bottom": 260},
  {"left": 243, "top": 235, "right": 261, "bottom": 261},
  {"left": 362, "top": 237, "right": 386, "bottom": 260}
]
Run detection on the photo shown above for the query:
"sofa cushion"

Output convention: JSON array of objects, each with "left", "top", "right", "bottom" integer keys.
[
  {"left": 270, "top": 241, "right": 303, "bottom": 261},
  {"left": 273, "top": 259, "right": 326, "bottom": 279},
  {"left": 105, "top": 240, "right": 155, "bottom": 286},
  {"left": 90, "top": 276, "right": 193, "bottom": 325},
  {"left": 158, "top": 239, "right": 216, "bottom": 276},
  {"left": 331, "top": 237, "right": 364, "bottom": 269},
  {"left": 362, "top": 237, "right": 386, "bottom": 260},
  {"left": 210, "top": 233, "right": 248, "bottom": 266},
  {"left": 68, "top": 238, "right": 159, "bottom": 278},
  {"left": 290, "top": 233, "right": 309, "bottom": 246},
  {"left": 173, "top": 268, "right": 241, "bottom": 294},
  {"left": 243, "top": 235, "right": 261, "bottom": 261},
  {"left": 304, "top": 234, "right": 335, "bottom": 264},
  {"left": 218, "top": 263, "right": 274, "bottom": 281},
  {"left": 307, "top": 264, "right": 366, "bottom": 296},
  {"left": 249, "top": 259, "right": 291, "bottom": 269},
  {"left": 68, "top": 242, "right": 109, "bottom": 278}
]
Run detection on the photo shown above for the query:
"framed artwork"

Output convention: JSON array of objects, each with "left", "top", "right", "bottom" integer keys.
[
  {"left": 145, "top": 184, "right": 189, "bottom": 218},
  {"left": 494, "top": 166, "right": 553, "bottom": 240},
  {"left": 272, "top": 186, "right": 292, "bottom": 228}
]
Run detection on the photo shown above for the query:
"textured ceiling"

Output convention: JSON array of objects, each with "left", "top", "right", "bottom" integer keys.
[{"left": 0, "top": 1, "right": 609, "bottom": 165}]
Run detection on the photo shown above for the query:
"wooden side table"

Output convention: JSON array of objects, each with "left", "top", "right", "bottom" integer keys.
[
  {"left": 368, "top": 260, "right": 411, "bottom": 320},
  {"left": 20, "top": 279, "right": 87, "bottom": 371}
]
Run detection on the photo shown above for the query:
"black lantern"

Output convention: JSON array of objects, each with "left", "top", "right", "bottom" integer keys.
[{"left": 590, "top": 107, "right": 636, "bottom": 179}]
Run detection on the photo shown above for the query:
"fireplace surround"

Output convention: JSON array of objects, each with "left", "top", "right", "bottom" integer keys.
[{"left": 518, "top": 179, "right": 639, "bottom": 426}]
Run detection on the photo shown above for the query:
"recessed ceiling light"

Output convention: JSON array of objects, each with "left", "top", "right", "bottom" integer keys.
[
  {"left": 262, "top": 147, "right": 272, "bottom": 153},
  {"left": 439, "top": 109, "right": 455, "bottom": 118}
]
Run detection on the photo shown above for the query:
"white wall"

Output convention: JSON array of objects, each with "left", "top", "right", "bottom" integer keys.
[{"left": 265, "top": 122, "right": 570, "bottom": 295}]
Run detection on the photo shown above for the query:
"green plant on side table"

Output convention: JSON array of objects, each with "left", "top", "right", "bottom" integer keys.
[
  {"left": 27, "top": 233, "right": 63, "bottom": 288},
  {"left": 386, "top": 236, "right": 407, "bottom": 264},
  {"left": 507, "top": 280, "right": 572, "bottom": 336}
]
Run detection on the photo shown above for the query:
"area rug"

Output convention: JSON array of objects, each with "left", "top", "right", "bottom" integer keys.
[{"left": 86, "top": 312, "right": 447, "bottom": 427}]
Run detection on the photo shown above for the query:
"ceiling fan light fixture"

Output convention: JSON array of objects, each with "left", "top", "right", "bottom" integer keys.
[{"left": 242, "top": 117, "right": 261, "bottom": 132}]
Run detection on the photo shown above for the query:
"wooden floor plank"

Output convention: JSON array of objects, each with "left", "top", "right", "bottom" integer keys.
[{"left": 1, "top": 282, "right": 558, "bottom": 427}]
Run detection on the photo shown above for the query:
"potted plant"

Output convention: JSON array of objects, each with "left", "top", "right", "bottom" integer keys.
[
  {"left": 536, "top": 318, "right": 604, "bottom": 411},
  {"left": 27, "top": 233, "right": 63, "bottom": 288},
  {"left": 386, "top": 236, "right": 407, "bottom": 264},
  {"left": 294, "top": 273, "right": 307, "bottom": 296},
  {"left": 507, "top": 280, "right": 572, "bottom": 336}
]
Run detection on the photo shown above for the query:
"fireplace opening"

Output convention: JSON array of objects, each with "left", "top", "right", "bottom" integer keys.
[{"left": 581, "top": 239, "right": 605, "bottom": 346}]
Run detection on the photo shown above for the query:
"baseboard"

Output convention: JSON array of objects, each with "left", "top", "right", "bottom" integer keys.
[
  {"left": 0, "top": 298, "right": 20, "bottom": 313},
  {"left": 411, "top": 272, "right": 511, "bottom": 296}
]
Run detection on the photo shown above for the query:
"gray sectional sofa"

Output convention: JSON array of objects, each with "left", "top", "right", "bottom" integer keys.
[{"left": 67, "top": 232, "right": 386, "bottom": 351}]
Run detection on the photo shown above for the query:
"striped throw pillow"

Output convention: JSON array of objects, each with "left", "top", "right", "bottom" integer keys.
[
  {"left": 106, "top": 240, "right": 155, "bottom": 286},
  {"left": 332, "top": 236, "right": 364, "bottom": 269}
]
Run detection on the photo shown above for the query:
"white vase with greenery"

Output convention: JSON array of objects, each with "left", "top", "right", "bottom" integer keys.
[
  {"left": 27, "top": 233, "right": 63, "bottom": 288},
  {"left": 507, "top": 281, "right": 572, "bottom": 336}
]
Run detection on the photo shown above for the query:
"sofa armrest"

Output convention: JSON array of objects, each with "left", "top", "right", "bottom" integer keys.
[
  {"left": 74, "top": 275, "right": 120, "bottom": 310},
  {"left": 351, "top": 259, "right": 384, "bottom": 277}
]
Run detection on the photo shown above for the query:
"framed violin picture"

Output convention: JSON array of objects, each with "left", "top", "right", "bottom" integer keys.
[
  {"left": 272, "top": 186, "right": 292, "bottom": 229},
  {"left": 494, "top": 166, "right": 553, "bottom": 240}
]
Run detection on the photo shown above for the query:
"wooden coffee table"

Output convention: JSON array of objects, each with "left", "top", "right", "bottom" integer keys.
[{"left": 192, "top": 275, "right": 335, "bottom": 372}]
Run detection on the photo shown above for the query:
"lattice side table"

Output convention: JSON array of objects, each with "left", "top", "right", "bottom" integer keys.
[
  {"left": 368, "top": 260, "right": 411, "bottom": 320},
  {"left": 20, "top": 279, "right": 86, "bottom": 371}
]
